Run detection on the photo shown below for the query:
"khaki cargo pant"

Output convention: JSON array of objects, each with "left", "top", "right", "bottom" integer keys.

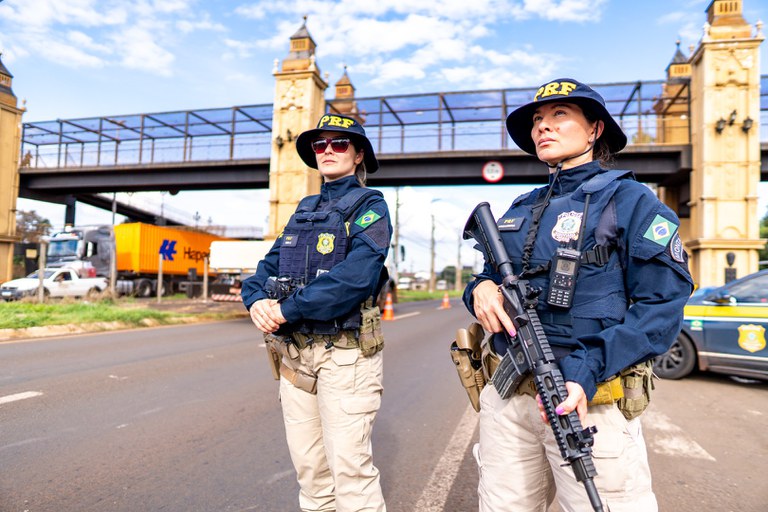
[
  {"left": 475, "top": 384, "right": 658, "bottom": 512},
  {"left": 279, "top": 341, "right": 386, "bottom": 512}
]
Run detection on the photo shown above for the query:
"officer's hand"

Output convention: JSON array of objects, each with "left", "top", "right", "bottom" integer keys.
[
  {"left": 472, "top": 280, "right": 516, "bottom": 337},
  {"left": 536, "top": 381, "right": 588, "bottom": 425},
  {"left": 250, "top": 299, "right": 283, "bottom": 333}
]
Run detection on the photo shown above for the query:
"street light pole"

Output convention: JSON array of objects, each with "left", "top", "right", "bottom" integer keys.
[{"left": 429, "top": 212, "right": 436, "bottom": 293}]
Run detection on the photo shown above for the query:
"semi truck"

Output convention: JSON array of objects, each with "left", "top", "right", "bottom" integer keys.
[
  {"left": 45, "top": 223, "right": 229, "bottom": 297},
  {"left": 208, "top": 240, "right": 273, "bottom": 301}
]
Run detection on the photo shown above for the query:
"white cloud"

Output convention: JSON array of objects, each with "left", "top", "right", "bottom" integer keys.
[
  {"left": 0, "top": 0, "right": 220, "bottom": 76},
  {"left": 516, "top": 0, "right": 609, "bottom": 22},
  {"left": 227, "top": 0, "right": 601, "bottom": 91}
]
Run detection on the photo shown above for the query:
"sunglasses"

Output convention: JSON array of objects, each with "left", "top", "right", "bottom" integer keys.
[{"left": 311, "top": 137, "right": 352, "bottom": 154}]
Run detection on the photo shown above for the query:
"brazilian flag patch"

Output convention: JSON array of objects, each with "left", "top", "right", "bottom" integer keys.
[
  {"left": 643, "top": 214, "right": 678, "bottom": 247},
  {"left": 354, "top": 210, "right": 381, "bottom": 229}
]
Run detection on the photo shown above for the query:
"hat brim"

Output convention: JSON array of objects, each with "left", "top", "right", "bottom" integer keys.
[
  {"left": 296, "top": 128, "right": 379, "bottom": 173},
  {"left": 506, "top": 97, "right": 627, "bottom": 156}
]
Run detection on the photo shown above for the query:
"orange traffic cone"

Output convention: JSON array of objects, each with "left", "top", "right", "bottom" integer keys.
[
  {"left": 382, "top": 292, "right": 395, "bottom": 321},
  {"left": 440, "top": 292, "right": 451, "bottom": 309}
]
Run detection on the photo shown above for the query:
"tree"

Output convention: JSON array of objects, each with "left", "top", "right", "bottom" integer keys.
[{"left": 15, "top": 210, "right": 52, "bottom": 243}]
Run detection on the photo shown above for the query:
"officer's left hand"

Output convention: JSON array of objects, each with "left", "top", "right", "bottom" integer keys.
[
  {"left": 536, "top": 381, "right": 588, "bottom": 425},
  {"left": 250, "top": 299, "right": 287, "bottom": 334}
]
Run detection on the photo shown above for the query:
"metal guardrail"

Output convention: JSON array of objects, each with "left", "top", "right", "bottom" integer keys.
[{"left": 19, "top": 76, "right": 768, "bottom": 170}]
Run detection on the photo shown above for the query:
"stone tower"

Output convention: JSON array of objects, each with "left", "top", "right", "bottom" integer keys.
[
  {"left": 0, "top": 54, "right": 24, "bottom": 282},
  {"left": 268, "top": 17, "right": 328, "bottom": 237},
  {"left": 655, "top": 41, "right": 693, "bottom": 242},
  {"left": 686, "top": 0, "right": 764, "bottom": 286}
]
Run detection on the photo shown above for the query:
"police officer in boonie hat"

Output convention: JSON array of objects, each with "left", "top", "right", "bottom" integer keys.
[
  {"left": 461, "top": 77, "right": 693, "bottom": 511},
  {"left": 242, "top": 111, "right": 391, "bottom": 511},
  {"left": 506, "top": 78, "right": 627, "bottom": 159},
  {"left": 296, "top": 113, "right": 379, "bottom": 173}
]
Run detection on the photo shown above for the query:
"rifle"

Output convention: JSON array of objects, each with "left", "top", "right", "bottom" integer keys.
[{"left": 464, "top": 202, "right": 604, "bottom": 512}]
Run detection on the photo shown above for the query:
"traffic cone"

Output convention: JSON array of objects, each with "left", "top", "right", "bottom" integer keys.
[
  {"left": 382, "top": 292, "right": 395, "bottom": 321},
  {"left": 439, "top": 292, "right": 451, "bottom": 309}
]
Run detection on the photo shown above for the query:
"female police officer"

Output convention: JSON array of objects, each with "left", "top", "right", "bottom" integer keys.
[
  {"left": 463, "top": 79, "right": 693, "bottom": 511},
  {"left": 242, "top": 113, "right": 391, "bottom": 512}
]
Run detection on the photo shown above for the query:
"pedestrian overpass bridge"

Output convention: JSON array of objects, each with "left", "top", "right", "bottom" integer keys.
[{"left": 5, "top": 1, "right": 768, "bottom": 287}]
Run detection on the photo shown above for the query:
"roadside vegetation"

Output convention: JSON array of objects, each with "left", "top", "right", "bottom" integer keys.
[
  {"left": 0, "top": 296, "right": 243, "bottom": 331},
  {"left": 396, "top": 289, "right": 463, "bottom": 302}
]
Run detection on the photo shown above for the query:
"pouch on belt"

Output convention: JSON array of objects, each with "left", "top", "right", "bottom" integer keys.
[
  {"left": 450, "top": 322, "right": 486, "bottom": 412},
  {"left": 357, "top": 304, "right": 385, "bottom": 356}
]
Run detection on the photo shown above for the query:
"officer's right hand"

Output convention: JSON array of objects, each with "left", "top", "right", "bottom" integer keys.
[
  {"left": 250, "top": 298, "right": 284, "bottom": 334},
  {"left": 472, "top": 280, "right": 516, "bottom": 337}
]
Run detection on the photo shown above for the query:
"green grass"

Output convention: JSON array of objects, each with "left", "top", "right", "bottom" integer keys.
[
  {"left": 396, "top": 289, "right": 464, "bottom": 303},
  {"left": 0, "top": 301, "right": 181, "bottom": 330}
]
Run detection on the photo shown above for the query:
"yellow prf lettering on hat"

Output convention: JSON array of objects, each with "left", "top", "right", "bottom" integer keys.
[
  {"left": 534, "top": 81, "right": 578, "bottom": 102},
  {"left": 319, "top": 115, "right": 356, "bottom": 129}
]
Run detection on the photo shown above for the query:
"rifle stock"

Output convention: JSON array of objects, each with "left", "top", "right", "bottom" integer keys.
[{"left": 464, "top": 202, "right": 604, "bottom": 512}]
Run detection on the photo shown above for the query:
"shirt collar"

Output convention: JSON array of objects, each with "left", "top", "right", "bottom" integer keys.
[
  {"left": 320, "top": 175, "right": 359, "bottom": 203},
  {"left": 548, "top": 161, "right": 604, "bottom": 195}
]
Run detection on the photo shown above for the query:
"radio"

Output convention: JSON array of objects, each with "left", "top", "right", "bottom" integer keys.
[{"left": 546, "top": 247, "right": 581, "bottom": 308}]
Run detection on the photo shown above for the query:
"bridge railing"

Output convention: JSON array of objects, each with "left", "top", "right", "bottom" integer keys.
[{"left": 19, "top": 77, "right": 768, "bottom": 170}]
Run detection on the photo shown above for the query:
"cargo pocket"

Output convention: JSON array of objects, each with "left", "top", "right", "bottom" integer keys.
[
  {"left": 340, "top": 393, "right": 381, "bottom": 443},
  {"left": 340, "top": 393, "right": 381, "bottom": 415},
  {"left": 590, "top": 407, "right": 632, "bottom": 494},
  {"left": 331, "top": 346, "right": 360, "bottom": 366}
]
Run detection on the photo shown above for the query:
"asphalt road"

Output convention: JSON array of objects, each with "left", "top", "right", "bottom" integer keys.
[{"left": 1, "top": 299, "right": 766, "bottom": 511}]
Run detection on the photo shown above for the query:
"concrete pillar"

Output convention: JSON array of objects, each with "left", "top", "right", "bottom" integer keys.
[
  {"left": 0, "top": 54, "right": 24, "bottom": 282},
  {"left": 267, "top": 18, "right": 328, "bottom": 238},
  {"left": 686, "top": 0, "right": 764, "bottom": 287}
]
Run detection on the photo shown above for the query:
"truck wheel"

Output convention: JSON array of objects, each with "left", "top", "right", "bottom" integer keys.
[
  {"left": 86, "top": 288, "right": 101, "bottom": 300},
  {"left": 653, "top": 333, "right": 697, "bottom": 380},
  {"left": 135, "top": 279, "right": 153, "bottom": 298}
]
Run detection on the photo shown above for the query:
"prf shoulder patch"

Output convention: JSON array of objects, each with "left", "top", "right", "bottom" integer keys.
[
  {"left": 354, "top": 210, "right": 382, "bottom": 229},
  {"left": 643, "top": 214, "right": 677, "bottom": 247}
]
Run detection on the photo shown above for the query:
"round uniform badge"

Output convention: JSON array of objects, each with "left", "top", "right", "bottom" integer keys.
[
  {"left": 669, "top": 232, "right": 685, "bottom": 263},
  {"left": 551, "top": 211, "right": 582, "bottom": 243},
  {"left": 316, "top": 233, "right": 335, "bottom": 255}
]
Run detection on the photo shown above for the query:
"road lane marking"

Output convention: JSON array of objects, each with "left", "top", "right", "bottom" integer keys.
[
  {"left": 414, "top": 403, "right": 478, "bottom": 512},
  {"left": 0, "top": 391, "right": 43, "bottom": 405},
  {"left": 393, "top": 312, "right": 421, "bottom": 321},
  {"left": 642, "top": 408, "right": 716, "bottom": 461}
]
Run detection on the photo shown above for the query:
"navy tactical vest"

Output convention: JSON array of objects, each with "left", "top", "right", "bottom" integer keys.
[
  {"left": 495, "top": 170, "right": 634, "bottom": 351},
  {"left": 277, "top": 187, "right": 383, "bottom": 334}
]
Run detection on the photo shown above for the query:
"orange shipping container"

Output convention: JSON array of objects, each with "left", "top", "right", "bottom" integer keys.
[{"left": 114, "top": 223, "right": 229, "bottom": 276}]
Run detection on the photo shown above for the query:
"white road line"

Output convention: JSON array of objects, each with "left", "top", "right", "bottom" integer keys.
[
  {"left": 642, "top": 408, "right": 716, "bottom": 461},
  {"left": 393, "top": 311, "right": 421, "bottom": 321},
  {"left": 414, "top": 403, "right": 478, "bottom": 512},
  {"left": 0, "top": 391, "right": 43, "bottom": 405}
]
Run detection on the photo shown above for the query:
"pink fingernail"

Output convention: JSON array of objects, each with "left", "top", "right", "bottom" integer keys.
[{"left": 555, "top": 406, "right": 565, "bottom": 415}]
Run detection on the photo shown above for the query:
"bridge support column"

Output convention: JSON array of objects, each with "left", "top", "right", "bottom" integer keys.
[
  {"left": 267, "top": 18, "right": 327, "bottom": 238},
  {"left": 0, "top": 55, "right": 23, "bottom": 282},
  {"left": 686, "top": 0, "right": 764, "bottom": 286},
  {"left": 64, "top": 195, "right": 77, "bottom": 226}
]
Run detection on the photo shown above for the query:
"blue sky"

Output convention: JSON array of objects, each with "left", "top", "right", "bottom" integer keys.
[{"left": 3, "top": 0, "right": 767, "bottom": 272}]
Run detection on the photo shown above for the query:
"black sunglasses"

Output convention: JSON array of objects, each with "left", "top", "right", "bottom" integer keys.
[{"left": 311, "top": 137, "right": 351, "bottom": 154}]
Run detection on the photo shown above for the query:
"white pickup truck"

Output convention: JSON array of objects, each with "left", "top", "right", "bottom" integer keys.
[{"left": 0, "top": 268, "right": 108, "bottom": 301}]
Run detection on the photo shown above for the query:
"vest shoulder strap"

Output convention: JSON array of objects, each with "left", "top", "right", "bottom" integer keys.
[
  {"left": 296, "top": 194, "right": 322, "bottom": 212},
  {"left": 333, "top": 187, "right": 384, "bottom": 221},
  {"left": 580, "top": 169, "right": 635, "bottom": 194}
]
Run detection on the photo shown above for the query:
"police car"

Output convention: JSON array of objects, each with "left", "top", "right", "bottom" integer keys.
[{"left": 653, "top": 269, "right": 768, "bottom": 380}]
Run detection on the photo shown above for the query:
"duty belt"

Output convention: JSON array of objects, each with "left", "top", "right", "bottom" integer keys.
[{"left": 514, "top": 373, "right": 624, "bottom": 406}]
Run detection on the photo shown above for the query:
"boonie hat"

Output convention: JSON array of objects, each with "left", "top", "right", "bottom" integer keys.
[
  {"left": 506, "top": 78, "right": 627, "bottom": 156},
  {"left": 296, "top": 113, "right": 379, "bottom": 173}
]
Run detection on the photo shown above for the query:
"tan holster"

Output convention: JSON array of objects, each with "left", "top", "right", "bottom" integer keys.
[
  {"left": 450, "top": 322, "right": 486, "bottom": 412},
  {"left": 264, "top": 334, "right": 318, "bottom": 395}
]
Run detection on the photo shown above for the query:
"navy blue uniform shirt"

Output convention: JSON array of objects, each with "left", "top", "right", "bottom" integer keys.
[
  {"left": 242, "top": 175, "right": 392, "bottom": 324},
  {"left": 463, "top": 161, "right": 694, "bottom": 398}
]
